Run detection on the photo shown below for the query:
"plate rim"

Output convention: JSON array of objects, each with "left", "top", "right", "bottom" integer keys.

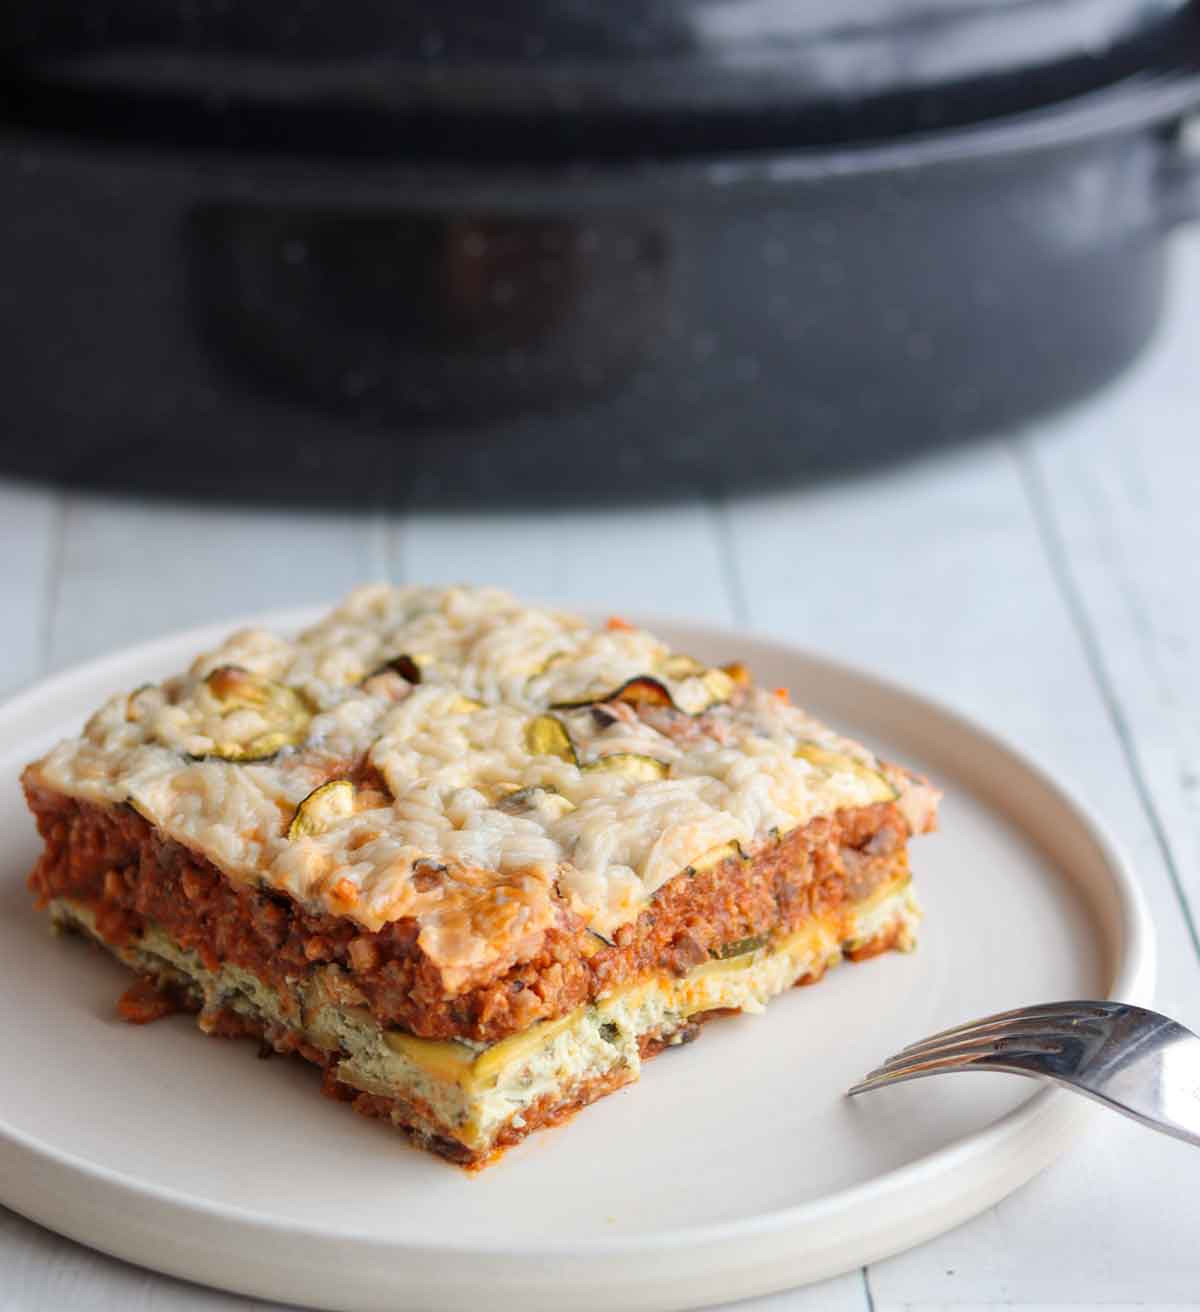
[{"left": 0, "top": 605, "right": 1157, "bottom": 1283}]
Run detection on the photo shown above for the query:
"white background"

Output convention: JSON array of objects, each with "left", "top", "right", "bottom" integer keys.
[{"left": 2, "top": 228, "right": 1198, "bottom": 1311}]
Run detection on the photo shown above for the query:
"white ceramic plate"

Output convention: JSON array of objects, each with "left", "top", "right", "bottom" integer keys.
[{"left": 0, "top": 611, "right": 1154, "bottom": 1312}]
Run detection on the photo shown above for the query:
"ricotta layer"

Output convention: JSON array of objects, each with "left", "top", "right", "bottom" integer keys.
[{"left": 50, "top": 880, "right": 919, "bottom": 1156}]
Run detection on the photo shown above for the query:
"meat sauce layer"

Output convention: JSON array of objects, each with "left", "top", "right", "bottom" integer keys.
[{"left": 26, "top": 781, "right": 907, "bottom": 1044}]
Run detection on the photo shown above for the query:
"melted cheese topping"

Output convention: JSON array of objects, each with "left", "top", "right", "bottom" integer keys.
[{"left": 32, "top": 585, "right": 927, "bottom": 982}]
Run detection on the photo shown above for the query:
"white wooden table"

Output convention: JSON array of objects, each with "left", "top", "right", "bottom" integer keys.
[{"left": 3, "top": 229, "right": 1199, "bottom": 1312}]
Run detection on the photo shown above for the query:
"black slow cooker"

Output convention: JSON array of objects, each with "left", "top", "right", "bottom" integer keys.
[{"left": 2, "top": 1, "right": 1198, "bottom": 506}]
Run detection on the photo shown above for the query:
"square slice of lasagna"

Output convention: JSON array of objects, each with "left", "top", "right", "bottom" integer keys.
[{"left": 24, "top": 585, "right": 938, "bottom": 1168}]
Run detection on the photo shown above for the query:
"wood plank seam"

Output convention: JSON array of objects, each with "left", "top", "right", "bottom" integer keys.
[
  {"left": 36, "top": 492, "right": 67, "bottom": 684},
  {"left": 368, "top": 512, "right": 390, "bottom": 584},
  {"left": 384, "top": 513, "right": 405, "bottom": 585},
  {"left": 710, "top": 498, "right": 752, "bottom": 628},
  {"left": 1067, "top": 448, "right": 1183, "bottom": 737},
  {"left": 1011, "top": 438, "right": 1200, "bottom": 963}
]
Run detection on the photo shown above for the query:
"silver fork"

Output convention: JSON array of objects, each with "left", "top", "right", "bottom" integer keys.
[{"left": 848, "top": 1000, "right": 1200, "bottom": 1146}]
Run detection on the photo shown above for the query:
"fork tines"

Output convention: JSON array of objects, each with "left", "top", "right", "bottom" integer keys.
[{"left": 847, "top": 1001, "right": 1121, "bottom": 1095}]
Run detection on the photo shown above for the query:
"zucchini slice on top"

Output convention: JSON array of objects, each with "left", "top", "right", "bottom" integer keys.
[
  {"left": 794, "top": 742, "right": 898, "bottom": 803},
  {"left": 495, "top": 784, "right": 577, "bottom": 818},
  {"left": 525, "top": 714, "right": 578, "bottom": 764},
  {"left": 581, "top": 753, "right": 669, "bottom": 781},
  {"left": 288, "top": 779, "right": 356, "bottom": 840},
  {"left": 368, "top": 654, "right": 424, "bottom": 684},
  {"left": 198, "top": 666, "right": 313, "bottom": 762},
  {"left": 671, "top": 667, "right": 736, "bottom": 715},
  {"left": 552, "top": 664, "right": 735, "bottom": 717},
  {"left": 551, "top": 675, "right": 673, "bottom": 711}
]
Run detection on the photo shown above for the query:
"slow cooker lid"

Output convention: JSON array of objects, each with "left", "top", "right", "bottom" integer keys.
[{"left": 2, "top": 0, "right": 1196, "bottom": 157}]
